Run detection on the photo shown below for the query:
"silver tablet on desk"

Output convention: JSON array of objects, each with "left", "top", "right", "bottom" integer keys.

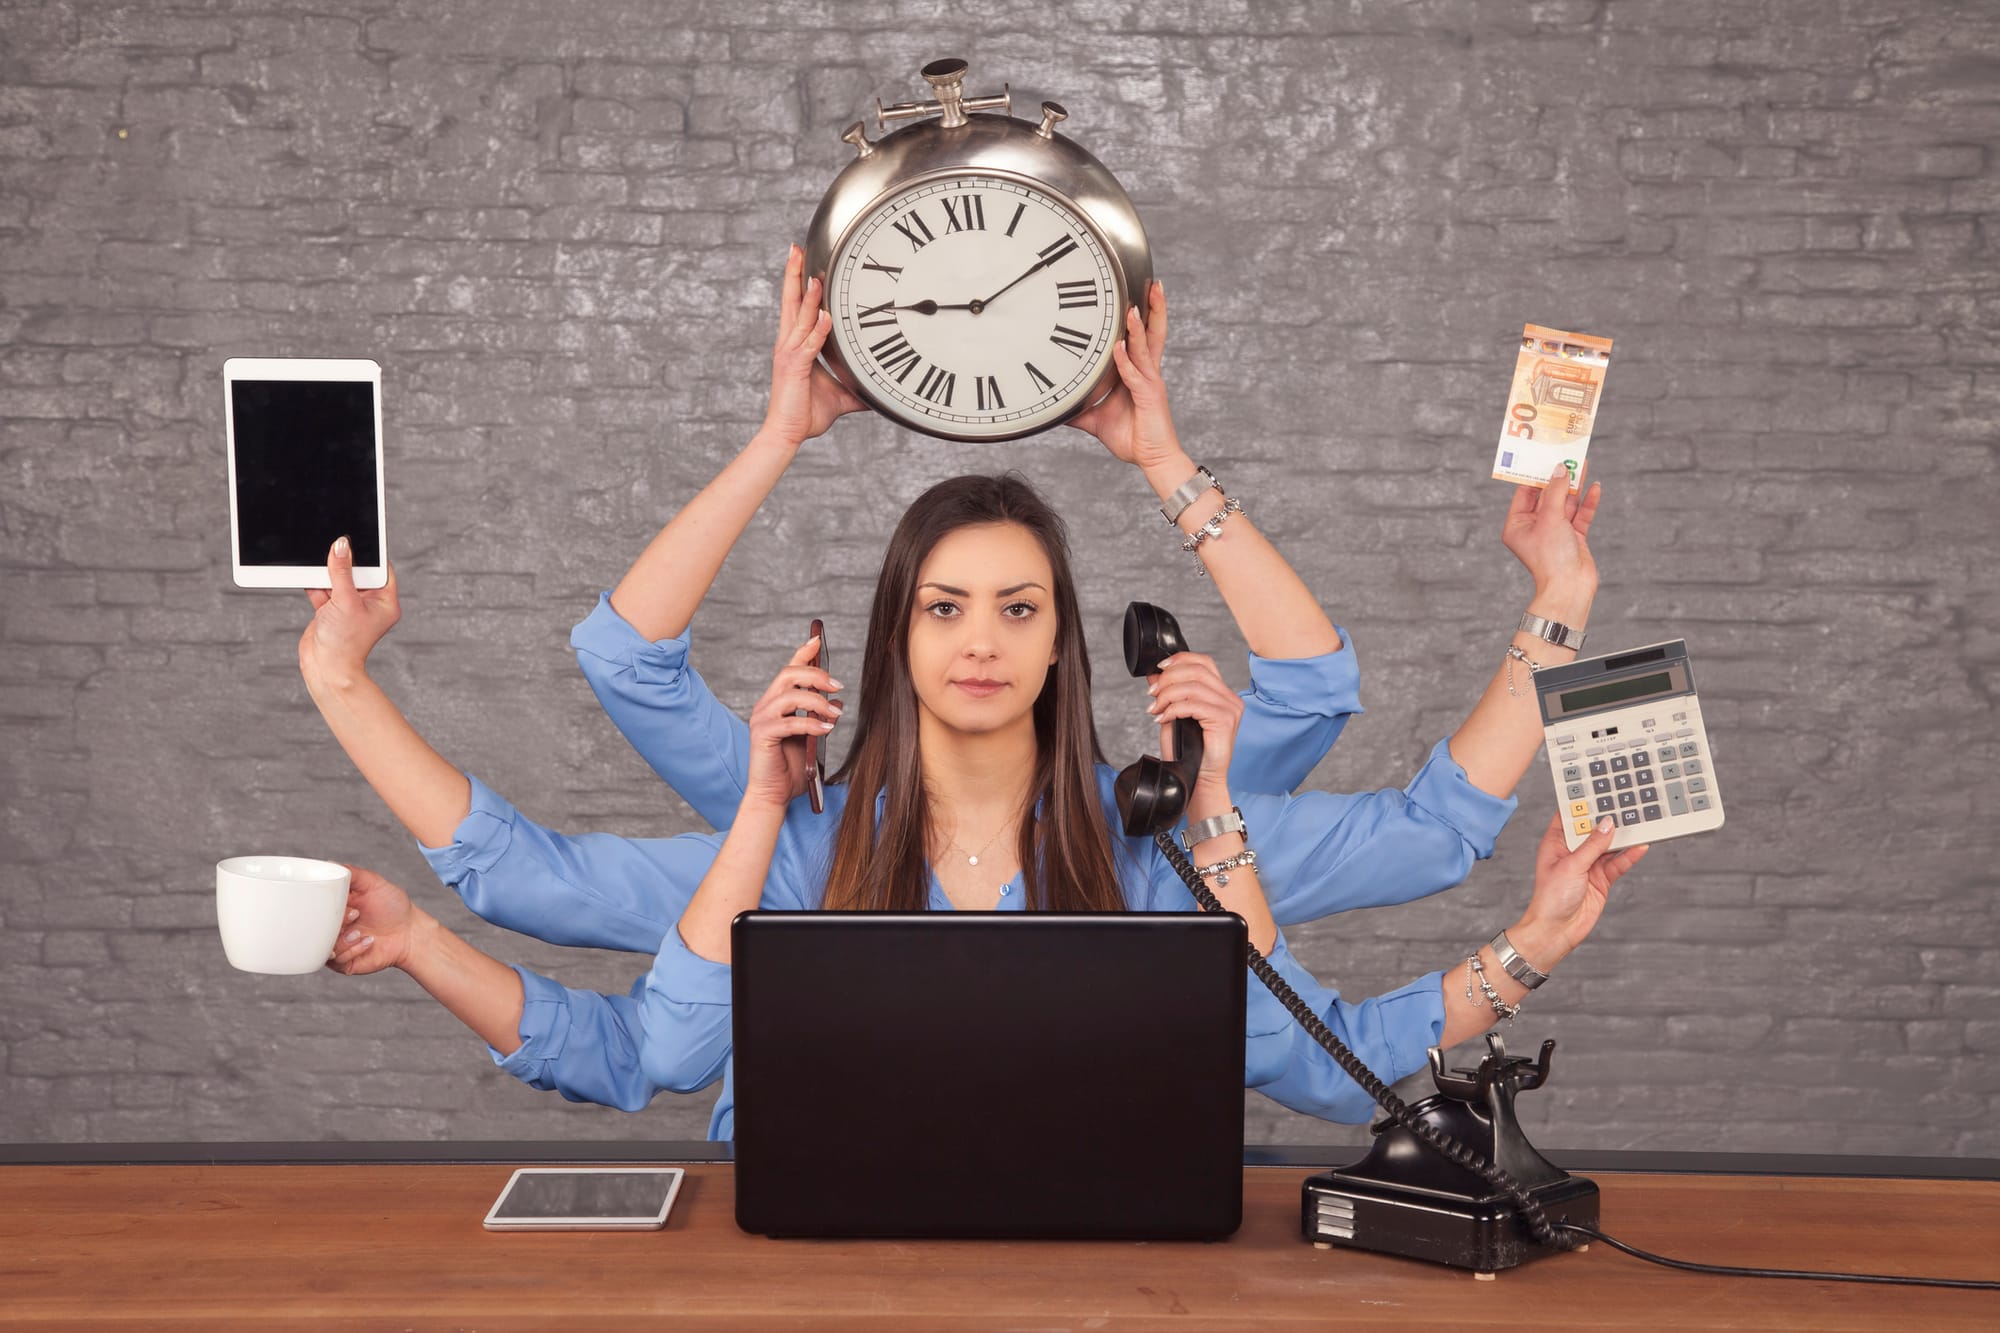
[{"left": 223, "top": 357, "right": 388, "bottom": 589}]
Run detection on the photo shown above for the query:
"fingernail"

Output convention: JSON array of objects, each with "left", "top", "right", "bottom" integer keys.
[
  {"left": 360, "top": 936, "right": 373, "bottom": 947},
  {"left": 819, "top": 719, "right": 836, "bottom": 729},
  {"left": 828, "top": 678, "right": 844, "bottom": 690},
  {"left": 333, "top": 535, "right": 350, "bottom": 558},
  {"left": 1597, "top": 817, "right": 1614, "bottom": 833},
  {"left": 344, "top": 930, "right": 360, "bottom": 944}
]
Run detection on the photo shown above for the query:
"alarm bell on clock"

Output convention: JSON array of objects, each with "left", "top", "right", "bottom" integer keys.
[{"left": 802, "top": 58, "right": 1155, "bottom": 443}]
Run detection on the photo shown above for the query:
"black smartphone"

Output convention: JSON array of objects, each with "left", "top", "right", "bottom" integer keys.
[{"left": 802, "top": 618, "right": 828, "bottom": 813}]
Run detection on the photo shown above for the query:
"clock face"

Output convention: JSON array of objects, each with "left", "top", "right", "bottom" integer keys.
[{"left": 828, "top": 175, "right": 1123, "bottom": 440}]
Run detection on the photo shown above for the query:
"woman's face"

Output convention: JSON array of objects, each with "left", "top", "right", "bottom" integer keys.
[{"left": 905, "top": 521, "right": 1061, "bottom": 737}]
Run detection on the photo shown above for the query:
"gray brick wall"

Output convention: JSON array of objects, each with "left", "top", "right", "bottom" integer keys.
[{"left": 3, "top": 0, "right": 1996, "bottom": 1156}]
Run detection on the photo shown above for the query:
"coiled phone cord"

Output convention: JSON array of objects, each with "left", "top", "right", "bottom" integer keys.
[
  {"left": 1155, "top": 832, "right": 2000, "bottom": 1291},
  {"left": 1152, "top": 832, "right": 1579, "bottom": 1251}
]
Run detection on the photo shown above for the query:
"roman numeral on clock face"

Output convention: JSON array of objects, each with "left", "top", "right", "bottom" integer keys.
[
  {"left": 1005, "top": 202, "right": 1026, "bottom": 237},
  {"left": 975, "top": 375, "right": 1005, "bottom": 411},
  {"left": 857, "top": 300, "right": 897, "bottom": 329},
  {"left": 870, "top": 332, "right": 922, "bottom": 382},
  {"left": 1038, "top": 235, "right": 1079, "bottom": 265},
  {"left": 862, "top": 256, "right": 902, "bottom": 281},
  {"left": 916, "top": 364, "right": 956, "bottom": 406},
  {"left": 942, "top": 195, "right": 986, "bottom": 232},
  {"left": 1025, "top": 361, "right": 1055, "bottom": 393},
  {"left": 892, "top": 212, "right": 935, "bottom": 252},
  {"left": 1049, "top": 324, "right": 1092, "bottom": 356},
  {"left": 1055, "top": 280, "right": 1098, "bottom": 309}
]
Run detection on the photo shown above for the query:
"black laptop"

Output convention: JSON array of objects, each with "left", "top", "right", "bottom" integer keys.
[{"left": 730, "top": 911, "right": 1249, "bottom": 1240}]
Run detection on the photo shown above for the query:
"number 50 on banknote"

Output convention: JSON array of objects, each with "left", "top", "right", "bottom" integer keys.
[{"left": 1491, "top": 324, "right": 1613, "bottom": 491}]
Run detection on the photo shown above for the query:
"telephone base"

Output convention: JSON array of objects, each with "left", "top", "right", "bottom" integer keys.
[{"left": 1300, "top": 1170, "right": 1599, "bottom": 1274}]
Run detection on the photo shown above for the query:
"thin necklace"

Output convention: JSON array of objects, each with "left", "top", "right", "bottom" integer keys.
[{"left": 941, "top": 810, "right": 1019, "bottom": 868}]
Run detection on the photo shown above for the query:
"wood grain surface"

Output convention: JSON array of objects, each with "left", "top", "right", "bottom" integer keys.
[{"left": 1, "top": 1165, "right": 1995, "bottom": 1329}]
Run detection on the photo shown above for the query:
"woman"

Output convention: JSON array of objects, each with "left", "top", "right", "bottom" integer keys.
[{"left": 326, "top": 471, "right": 1645, "bottom": 1133}]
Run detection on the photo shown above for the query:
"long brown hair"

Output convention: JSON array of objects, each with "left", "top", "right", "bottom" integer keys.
[{"left": 818, "top": 473, "right": 1126, "bottom": 913}]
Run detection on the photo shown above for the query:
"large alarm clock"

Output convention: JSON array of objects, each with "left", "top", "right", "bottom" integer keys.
[{"left": 803, "top": 58, "right": 1154, "bottom": 443}]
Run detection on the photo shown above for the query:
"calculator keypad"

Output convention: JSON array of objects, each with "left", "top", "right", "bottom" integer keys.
[{"left": 1547, "top": 691, "right": 1720, "bottom": 850}]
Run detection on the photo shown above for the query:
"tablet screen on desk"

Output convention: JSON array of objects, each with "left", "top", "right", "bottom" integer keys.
[{"left": 484, "top": 1167, "right": 685, "bottom": 1230}]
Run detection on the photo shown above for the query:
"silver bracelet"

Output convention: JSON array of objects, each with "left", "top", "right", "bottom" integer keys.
[
  {"left": 1179, "top": 805, "right": 1247, "bottom": 852},
  {"left": 1488, "top": 929, "right": 1550, "bottom": 989},
  {"left": 1519, "top": 611, "right": 1586, "bottom": 653},
  {"left": 1159, "top": 465, "right": 1222, "bottom": 526},
  {"left": 1179, "top": 496, "right": 1243, "bottom": 578},
  {"left": 1196, "top": 846, "right": 1257, "bottom": 887},
  {"left": 1468, "top": 950, "right": 1520, "bottom": 1022},
  {"left": 1503, "top": 644, "right": 1543, "bottom": 699}
]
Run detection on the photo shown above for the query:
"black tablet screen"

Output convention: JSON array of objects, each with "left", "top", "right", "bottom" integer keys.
[{"left": 231, "top": 379, "right": 381, "bottom": 566}]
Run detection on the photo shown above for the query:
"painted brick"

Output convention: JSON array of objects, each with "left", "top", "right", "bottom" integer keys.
[{"left": 0, "top": 0, "right": 1995, "bottom": 1163}]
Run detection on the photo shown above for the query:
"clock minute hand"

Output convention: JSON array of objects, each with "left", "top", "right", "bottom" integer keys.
[{"left": 970, "top": 255, "right": 1057, "bottom": 312}]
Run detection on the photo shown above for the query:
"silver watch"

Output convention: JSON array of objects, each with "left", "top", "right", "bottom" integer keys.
[
  {"left": 1179, "top": 805, "right": 1246, "bottom": 851},
  {"left": 1488, "top": 930, "right": 1550, "bottom": 990},
  {"left": 1518, "top": 612, "right": 1585, "bottom": 653},
  {"left": 1159, "top": 465, "right": 1222, "bottom": 526}
]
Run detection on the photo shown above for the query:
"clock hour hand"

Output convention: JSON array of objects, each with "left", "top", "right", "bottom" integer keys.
[{"left": 891, "top": 299, "right": 978, "bottom": 315}]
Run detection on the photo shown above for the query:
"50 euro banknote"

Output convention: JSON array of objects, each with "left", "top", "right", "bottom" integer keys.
[{"left": 1491, "top": 324, "right": 1614, "bottom": 491}]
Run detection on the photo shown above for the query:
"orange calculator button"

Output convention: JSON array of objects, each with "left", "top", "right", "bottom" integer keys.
[{"left": 1573, "top": 818, "right": 1592, "bottom": 836}]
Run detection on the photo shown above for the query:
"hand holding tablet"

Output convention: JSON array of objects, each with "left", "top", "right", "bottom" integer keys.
[{"left": 224, "top": 357, "right": 388, "bottom": 589}]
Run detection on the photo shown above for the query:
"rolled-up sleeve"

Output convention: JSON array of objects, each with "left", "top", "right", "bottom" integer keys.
[
  {"left": 418, "top": 772, "right": 725, "bottom": 953},
  {"left": 570, "top": 593, "right": 752, "bottom": 830},
  {"left": 638, "top": 926, "right": 737, "bottom": 1096},
  {"left": 1229, "top": 630, "right": 1362, "bottom": 795},
  {"left": 1247, "top": 953, "right": 1449, "bottom": 1125},
  {"left": 1236, "top": 738, "right": 1517, "bottom": 927},
  {"left": 488, "top": 966, "right": 665, "bottom": 1111}
]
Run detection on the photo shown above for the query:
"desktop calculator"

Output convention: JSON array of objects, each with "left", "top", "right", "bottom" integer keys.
[{"left": 1536, "top": 639, "right": 1724, "bottom": 851}]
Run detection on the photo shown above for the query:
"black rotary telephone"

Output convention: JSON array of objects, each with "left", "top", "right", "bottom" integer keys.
[{"left": 1112, "top": 601, "right": 1598, "bottom": 1275}]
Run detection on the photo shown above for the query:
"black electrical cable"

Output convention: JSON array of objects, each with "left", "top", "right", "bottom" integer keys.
[
  {"left": 1155, "top": 832, "right": 2000, "bottom": 1293},
  {"left": 1558, "top": 1222, "right": 2000, "bottom": 1290}
]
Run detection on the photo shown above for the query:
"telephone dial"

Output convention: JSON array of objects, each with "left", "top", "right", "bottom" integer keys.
[{"left": 1113, "top": 601, "right": 1598, "bottom": 1275}]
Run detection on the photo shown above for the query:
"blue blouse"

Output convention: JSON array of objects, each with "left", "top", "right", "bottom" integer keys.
[{"left": 415, "top": 597, "right": 1517, "bottom": 1137}]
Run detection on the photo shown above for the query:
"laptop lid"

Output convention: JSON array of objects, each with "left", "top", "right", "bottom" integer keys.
[{"left": 731, "top": 911, "right": 1248, "bottom": 1240}]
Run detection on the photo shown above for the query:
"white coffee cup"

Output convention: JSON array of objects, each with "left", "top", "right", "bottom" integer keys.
[{"left": 216, "top": 856, "right": 351, "bottom": 975}]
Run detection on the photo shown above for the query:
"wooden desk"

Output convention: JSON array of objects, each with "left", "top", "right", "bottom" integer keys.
[{"left": 2, "top": 1164, "right": 1995, "bottom": 1329}]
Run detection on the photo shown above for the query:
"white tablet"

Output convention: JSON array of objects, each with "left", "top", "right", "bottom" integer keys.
[
  {"left": 482, "top": 1167, "right": 687, "bottom": 1231},
  {"left": 223, "top": 357, "right": 388, "bottom": 589}
]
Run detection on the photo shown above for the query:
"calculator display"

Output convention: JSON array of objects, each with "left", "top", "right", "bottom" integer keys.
[{"left": 1558, "top": 671, "right": 1674, "bottom": 714}]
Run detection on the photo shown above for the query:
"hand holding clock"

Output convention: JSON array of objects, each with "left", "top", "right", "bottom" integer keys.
[
  {"left": 1067, "top": 280, "right": 1184, "bottom": 473},
  {"left": 762, "top": 245, "right": 867, "bottom": 448}
]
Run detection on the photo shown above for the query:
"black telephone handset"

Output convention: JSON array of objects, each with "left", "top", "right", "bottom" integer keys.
[
  {"left": 1113, "top": 601, "right": 1597, "bottom": 1274},
  {"left": 1113, "top": 603, "right": 1204, "bottom": 838}
]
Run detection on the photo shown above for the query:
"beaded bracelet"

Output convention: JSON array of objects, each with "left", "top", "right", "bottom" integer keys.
[
  {"left": 1180, "top": 496, "right": 1244, "bottom": 578},
  {"left": 1196, "top": 846, "right": 1258, "bottom": 887},
  {"left": 1467, "top": 950, "right": 1520, "bottom": 1022},
  {"left": 1503, "top": 643, "right": 1544, "bottom": 699}
]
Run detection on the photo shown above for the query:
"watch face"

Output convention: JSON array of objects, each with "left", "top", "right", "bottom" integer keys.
[{"left": 828, "top": 175, "right": 1122, "bottom": 440}]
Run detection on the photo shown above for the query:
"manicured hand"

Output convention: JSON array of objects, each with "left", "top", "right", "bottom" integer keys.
[
  {"left": 761, "top": 244, "right": 868, "bottom": 446},
  {"left": 1067, "top": 280, "right": 1183, "bottom": 470},
  {"left": 1146, "top": 649, "right": 1242, "bottom": 791},
  {"left": 1503, "top": 461, "right": 1602, "bottom": 600},
  {"left": 324, "top": 865, "right": 421, "bottom": 976},
  {"left": 298, "top": 538, "right": 400, "bottom": 690},
  {"left": 742, "top": 634, "right": 845, "bottom": 812},
  {"left": 1515, "top": 814, "right": 1648, "bottom": 964}
]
